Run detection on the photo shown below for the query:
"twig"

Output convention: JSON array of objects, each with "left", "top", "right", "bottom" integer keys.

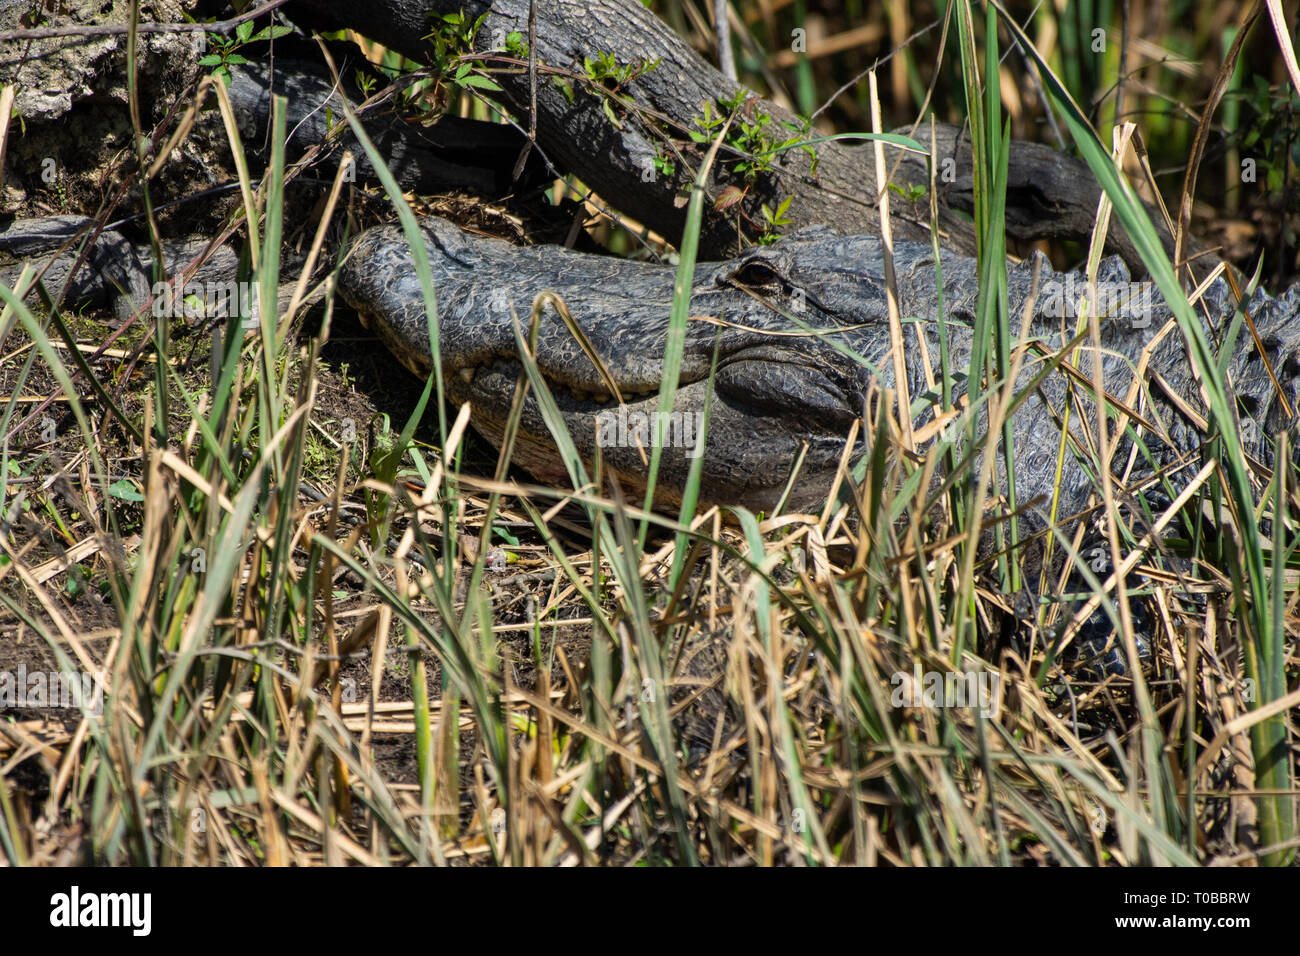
[
  {"left": 714, "top": 0, "right": 736, "bottom": 82},
  {"left": 0, "top": 85, "right": 13, "bottom": 196},
  {"left": 0, "top": 0, "right": 292, "bottom": 42},
  {"left": 510, "top": 0, "right": 538, "bottom": 183}
]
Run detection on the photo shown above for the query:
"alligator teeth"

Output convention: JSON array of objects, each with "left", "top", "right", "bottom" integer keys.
[
  {"left": 571, "top": 390, "right": 590, "bottom": 402},
  {"left": 459, "top": 367, "right": 474, "bottom": 383},
  {"left": 593, "top": 392, "right": 610, "bottom": 404}
]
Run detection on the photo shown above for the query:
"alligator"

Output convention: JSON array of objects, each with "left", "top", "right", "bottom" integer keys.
[{"left": 338, "top": 216, "right": 1300, "bottom": 527}]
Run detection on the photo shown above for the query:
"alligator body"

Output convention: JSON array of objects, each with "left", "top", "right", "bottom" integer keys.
[{"left": 339, "top": 217, "right": 1300, "bottom": 524}]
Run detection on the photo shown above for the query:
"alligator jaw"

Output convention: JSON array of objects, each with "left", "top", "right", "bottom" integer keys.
[
  {"left": 355, "top": 296, "right": 856, "bottom": 508},
  {"left": 450, "top": 358, "right": 858, "bottom": 511}
]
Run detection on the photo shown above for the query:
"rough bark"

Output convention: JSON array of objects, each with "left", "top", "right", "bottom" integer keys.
[
  {"left": 224, "top": 57, "right": 547, "bottom": 196},
  {"left": 900, "top": 123, "right": 1189, "bottom": 274}
]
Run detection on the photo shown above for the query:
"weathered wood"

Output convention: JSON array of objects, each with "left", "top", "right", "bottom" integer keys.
[
  {"left": 287, "top": 0, "right": 905, "bottom": 258},
  {"left": 286, "top": 0, "right": 1187, "bottom": 270},
  {"left": 901, "top": 123, "right": 1193, "bottom": 274}
]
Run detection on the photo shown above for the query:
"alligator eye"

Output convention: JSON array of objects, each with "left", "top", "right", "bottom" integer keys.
[{"left": 734, "top": 261, "right": 782, "bottom": 289}]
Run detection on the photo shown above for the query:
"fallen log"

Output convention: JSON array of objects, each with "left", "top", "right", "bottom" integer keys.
[{"left": 286, "top": 0, "right": 1190, "bottom": 270}]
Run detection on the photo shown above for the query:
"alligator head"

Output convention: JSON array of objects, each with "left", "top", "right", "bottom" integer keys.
[
  {"left": 339, "top": 218, "right": 910, "bottom": 511},
  {"left": 339, "top": 216, "right": 1300, "bottom": 519}
]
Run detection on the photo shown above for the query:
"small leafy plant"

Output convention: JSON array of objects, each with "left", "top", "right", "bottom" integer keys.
[
  {"left": 579, "top": 52, "right": 661, "bottom": 127},
  {"left": 888, "top": 181, "right": 927, "bottom": 203},
  {"left": 692, "top": 91, "right": 816, "bottom": 184},
  {"left": 424, "top": 11, "right": 504, "bottom": 98},
  {"left": 757, "top": 195, "right": 794, "bottom": 244},
  {"left": 503, "top": 31, "right": 529, "bottom": 58},
  {"left": 582, "top": 51, "right": 662, "bottom": 92},
  {"left": 199, "top": 19, "right": 293, "bottom": 85}
]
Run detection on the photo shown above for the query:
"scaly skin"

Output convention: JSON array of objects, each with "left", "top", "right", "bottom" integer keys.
[{"left": 339, "top": 216, "right": 1300, "bottom": 525}]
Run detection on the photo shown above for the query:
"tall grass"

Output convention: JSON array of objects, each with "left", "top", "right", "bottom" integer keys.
[{"left": 0, "top": 0, "right": 1294, "bottom": 866}]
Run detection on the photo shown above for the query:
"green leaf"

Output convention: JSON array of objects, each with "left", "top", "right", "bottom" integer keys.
[
  {"left": 492, "top": 525, "right": 520, "bottom": 547},
  {"left": 252, "top": 24, "right": 293, "bottom": 42},
  {"left": 108, "top": 479, "right": 145, "bottom": 502},
  {"left": 459, "top": 74, "right": 502, "bottom": 92}
]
